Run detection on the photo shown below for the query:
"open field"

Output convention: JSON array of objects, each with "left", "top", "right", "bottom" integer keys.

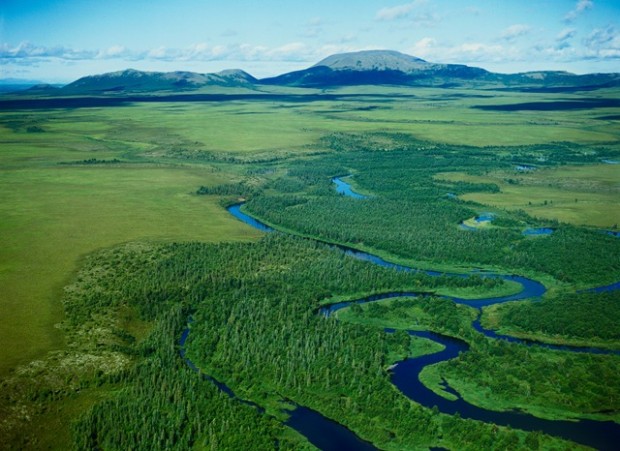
[
  {"left": 436, "top": 164, "right": 620, "bottom": 228},
  {"left": 0, "top": 164, "right": 262, "bottom": 373},
  {"left": 5, "top": 88, "right": 615, "bottom": 374},
  {"left": 0, "top": 111, "right": 267, "bottom": 374},
  {"left": 1, "top": 84, "right": 619, "bottom": 449}
]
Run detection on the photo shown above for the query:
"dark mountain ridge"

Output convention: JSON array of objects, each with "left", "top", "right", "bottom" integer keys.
[
  {"left": 5, "top": 50, "right": 620, "bottom": 95},
  {"left": 261, "top": 50, "right": 490, "bottom": 87},
  {"left": 56, "top": 68, "right": 257, "bottom": 94}
]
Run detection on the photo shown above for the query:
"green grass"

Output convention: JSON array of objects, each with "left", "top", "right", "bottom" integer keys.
[
  {"left": 1, "top": 85, "right": 619, "bottom": 447},
  {"left": 438, "top": 165, "right": 620, "bottom": 228},
  {"left": 0, "top": 111, "right": 266, "bottom": 374},
  {"left": 433, "top": 280, "right": 522, "bottom": 300}
]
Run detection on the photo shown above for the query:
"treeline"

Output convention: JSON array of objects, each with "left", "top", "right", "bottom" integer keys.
[
  {"left": 437, "top": 336, "right": 620, "bottom": 419},
  {"left": 58, "top": 158, "right": 122, "bottom": 165},
  {"left": 196, "top": 180, "right": 258, "bottom": 197},
  {"left": 488, "top": 291, "right": 620, "bottom": 343},
  {"left": 65, "top": 236, "right": 563, "bottom": 450},
  {"left": 243, "top": 147, "right": 620, "bottom": 285},
  {"left": 72, "top": 306, "right": 290, "bottom": 450},
  {"left": 319, "top": 131, "right": 619, "bottom": 166},
  {"left": 344, "top": 296, "right": 620, "bottom": 422}
]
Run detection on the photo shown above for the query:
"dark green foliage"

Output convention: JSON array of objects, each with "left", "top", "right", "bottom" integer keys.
[
  {"left": 442, "top": 337, "right": 620, "bottom": 416},
  {"left": 72, "top": 306, "right": 286, "bottom": 451},
  {"left": 59, "top": 158, "right": 122, "bottom": 165},
  {"left": 245, "top": 143, "right": 620, "bottom": 285},
  {"left": 495, "top": 291, "right": 620, "bottom": 341},
  {"left": 67, "top": 236, "right": 546, "bottom": 450},
  {"left": 196, "top": 180, "right": 259, "bottom": 197}
]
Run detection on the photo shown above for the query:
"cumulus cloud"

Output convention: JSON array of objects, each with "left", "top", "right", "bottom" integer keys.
[
  {"left": 452, "top": 42, "right": 506, "bottom": 61},
  {"left": 409, "top": 37, "right": 435, "bottom": 58},
  {"left": 583, "top": 26, "right": 620, "bottom": 58},
  {"left": 266, "top": 42, "right": 308, "bottom": 60},
  {"left": 408, "top": 37, "right": 512, "bottom": 64},
  {"left": 564, "top": 0, "right": 593, "bottom": 22},
  {"left": 557, "top": 28, "right": 577, "bottom": 42},
  {"left": 500, "top": 24, "right": 531, "bottom": 41},
  {"left": 96, "top": 45, "right": 132, "bottom": 59},
  {"left": 376, "top": 1, "right": 427, "bottom": 21},
  {"left": 1, "top": 41, "right": 95, "bottom": 60}
]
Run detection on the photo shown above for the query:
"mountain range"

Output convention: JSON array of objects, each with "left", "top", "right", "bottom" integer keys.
[{"left": 6, "top": 50, "right": 620, "bottom": 95}]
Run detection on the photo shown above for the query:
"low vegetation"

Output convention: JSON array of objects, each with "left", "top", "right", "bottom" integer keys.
[
  {"left": 1, "top": 82, "right": 619, "bottom": 449},
  {"left": 481, "top": 291, "right": 620, "bottom": 349}
]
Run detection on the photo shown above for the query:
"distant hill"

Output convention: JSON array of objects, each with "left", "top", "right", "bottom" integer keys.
[
  {"left": 4, "top": 50, "right": 619, "bottom": 97},
  {"left": 58, "top": 68, "right": 258, "bottom": 94},
  {"left": 260, "top": 50, "right": 620, "bottom": 89},
  {"left": 0, "top": 78, "right": 46, "bottom": 86},
  {"left": 0, "top": 78, "right": 61, "bottom": 93},
  {"left": 261, "top": 50, "right": 490, "bottom": 87}
]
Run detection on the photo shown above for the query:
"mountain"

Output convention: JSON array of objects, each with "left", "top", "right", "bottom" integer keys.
[
  {"left": 5, "top": 50, "right": 620, "bottom": 97},
  {"left": 0, "top": 78, "right": 59, "bottom": 93},
  {"left": 260, "top": 50, "right": 620, "bottom": 89},
  {"left": 59, "top": 68, "right": 257, "bottom": 94},
  {"left": 0, "top": 78, "right": 46, "bottom": 86},
  {"left": 260, "top": 50, "right": 490, "bottom": 87}
]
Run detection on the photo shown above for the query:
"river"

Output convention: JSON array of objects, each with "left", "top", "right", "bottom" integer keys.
[{"left": 189, "top": 177, "right": 620, "bottom": 450}]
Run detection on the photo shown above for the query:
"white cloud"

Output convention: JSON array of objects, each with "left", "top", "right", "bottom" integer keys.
[
  {"left": 409, "top": 37, "right": 435, "bottom": 58},
  {"left": 408, "top": 38, "right": 512, "bottom": 64},
  {"left": 267, "top": 42, "right": 307, "bottom": 60},
  {"left": 376, "top": 1, "right": 426, "bottom": 21},
  {"left": 147, "top": 46, "right": 171, "bottom": 59},
  {"left": 453, "top": 42, "right": 506, "bottom": 60},
  {"left": 500, "top": 24, "right": 531, "bottom": 41},
  {"left": 0, "top": 41, "right": 95, "bottom": 60},
  {"left": 96, "top": 45, "right": 131, "bottom": 59},
  {"left": 564, "top": 0, "right": 593, "bottom": 22},
  {"left": 557, "top": 28, "right": 577, "bottom": 42},
  {"left": 583, "top": 26, "right": 620, "bottom": 58}
]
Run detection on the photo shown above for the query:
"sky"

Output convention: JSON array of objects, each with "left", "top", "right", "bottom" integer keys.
[{"left": 1, "top": 0, "right": 619, "bottom": 83}]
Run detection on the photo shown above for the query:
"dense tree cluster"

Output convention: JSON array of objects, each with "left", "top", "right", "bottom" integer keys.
[
  {"left": 66, "top": 236, "right": 560, "bottom": 450},
  {"left": 439, "top": 337, "right": 620, "bottom": 418},
  {"left": 489, "top": 291, "right": 620, "bottom": 342},
  {"left": 244, "top": 147, "right": 620, "bottom": 285}
]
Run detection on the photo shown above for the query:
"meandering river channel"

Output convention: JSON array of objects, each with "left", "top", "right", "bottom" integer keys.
[{"left": 183, "top": 177, "right": 620, "bottom": 450}]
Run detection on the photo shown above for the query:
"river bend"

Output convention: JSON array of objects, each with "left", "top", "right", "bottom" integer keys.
[{"left": 227, "top": 195, "right": 620, "bottom": 450}]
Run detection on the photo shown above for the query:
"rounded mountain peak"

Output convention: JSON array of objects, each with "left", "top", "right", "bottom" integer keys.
[{"left": 313, "top": 50, "right": 430, "bottom": 72}]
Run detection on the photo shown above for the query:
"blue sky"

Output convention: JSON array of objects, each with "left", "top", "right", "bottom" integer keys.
[{"left": 1, "top": 0, "right": 619, "bottom": 82}]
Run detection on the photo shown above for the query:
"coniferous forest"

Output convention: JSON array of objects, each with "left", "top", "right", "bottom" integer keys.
[{"left": 2, "top": 64, "right": 620, "bottom": 449}]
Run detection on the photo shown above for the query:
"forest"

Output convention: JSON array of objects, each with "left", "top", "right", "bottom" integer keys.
[
  {"left": 11, "top": 236, "right": 588, "bottom": 450},
  {"left": 243, "top": 139, "right": 620, "bottom": 287},
  {"left": 1, "top": 83, "right": 619, "bottom": 450}
]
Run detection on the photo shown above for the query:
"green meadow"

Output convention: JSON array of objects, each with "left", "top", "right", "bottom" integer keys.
[
  {"left": 1, "top": 84, "right": 619, "bottom": 448},
  {"left": 0, "top": 111, "right": 266, "bottom": 374},
  {"left": 437, "top": 165, "right": 620, "bottom": 228},
  {"left": 2, "top": 87, "right": 618, "bottom": 373}
]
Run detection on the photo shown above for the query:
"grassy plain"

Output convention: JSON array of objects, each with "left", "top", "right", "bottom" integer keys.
[
  {"left": 0, "top": 111, "right": 265, "bottom": 374},
  {"left": 437, "top": 164, "right": 620, "bottom": 228},
  {"left": 4, "top": 88, "right": 616, "bottom": 373},
  {"left": 1, "top": 83, "right": 619, "bottom": 448}
]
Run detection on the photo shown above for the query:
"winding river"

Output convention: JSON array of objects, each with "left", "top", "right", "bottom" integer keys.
[
  {"left": 187, "top": 177, "right": 619, "bottom": 450},
  {"left": 179, "top": 326, "right": 377, "bottom": 450}
]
